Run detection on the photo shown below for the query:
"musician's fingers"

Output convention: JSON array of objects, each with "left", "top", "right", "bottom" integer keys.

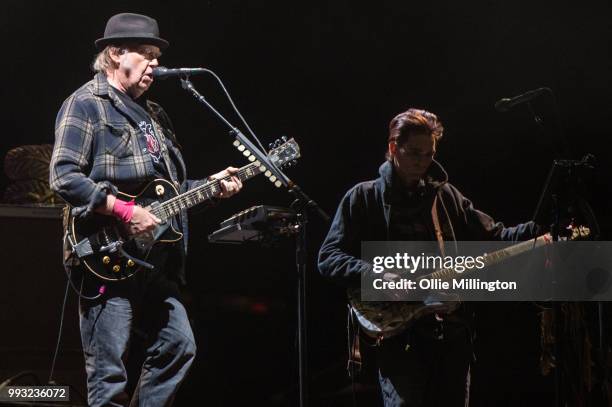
[
  {"left": 142, "top": 207, "right": 161, "bottom": 224},
  {"left": 231, "top": 176, "right": 242, "bottom": 190},
  {"left": 221, "top": 179, "right": 241, "bottom": 198},
  {"left": 219, "top": 180, "right": 231, "bottom": 196},
  {"left": 226, "top": 166, "right": 239, "bottom": 174},
  {"left": 211, "top": 170, "right": 227, "bottom": 180}
]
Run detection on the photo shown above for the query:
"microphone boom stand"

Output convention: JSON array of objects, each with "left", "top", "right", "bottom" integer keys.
[
  {"left": 179, "top": 76, "right": 330, "bottom": 407},
  {"left": 526, "top": 94, "right": 604, "bottom": 407}
]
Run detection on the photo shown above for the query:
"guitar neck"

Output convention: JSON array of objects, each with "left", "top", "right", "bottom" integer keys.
[
  {"left": 151, "top": 162, "right": 263, "bottom": 221},
  {"left": 426, "top": 233, "right": 552, "bottom": 281}
]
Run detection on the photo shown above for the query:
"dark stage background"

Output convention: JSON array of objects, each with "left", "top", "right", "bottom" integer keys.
[{"left": 1, "top": 1, "right": 610, "bottom": 406}]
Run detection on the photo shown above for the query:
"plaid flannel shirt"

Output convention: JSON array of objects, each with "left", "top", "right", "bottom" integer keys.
[{"left": 50, "top": 73, "right": 203, "bottom": 277}]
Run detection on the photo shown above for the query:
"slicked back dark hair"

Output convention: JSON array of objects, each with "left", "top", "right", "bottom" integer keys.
[{"left": 387, "top": 108, "right": 444, "bottom": 160}]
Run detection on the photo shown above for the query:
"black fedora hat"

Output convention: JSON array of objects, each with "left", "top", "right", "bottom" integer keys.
[{"left": 95, "top": 13, "right": 169, "bottom": 50}]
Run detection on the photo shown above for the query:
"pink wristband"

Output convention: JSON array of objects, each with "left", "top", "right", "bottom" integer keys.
[{"left": 112, "top": 198, "right": 135, "bottom": 223}]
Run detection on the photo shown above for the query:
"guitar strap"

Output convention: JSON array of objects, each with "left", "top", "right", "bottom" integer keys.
[
  {"left": 347, "top": 305, "right": 362, "bottom": 378},
  {"left": 151, "top": 119, "right": 180, "bottom": 189},
  {"left": 151, "top": 118, "right": 185, "bottom": 231},
  {"left": 62, "top": 205, "right": 80, "bottom": 266},
  {"left": 431, "top": 194, "right": 446, "bottom": 257}
]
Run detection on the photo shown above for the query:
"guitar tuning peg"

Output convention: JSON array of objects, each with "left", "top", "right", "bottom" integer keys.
[
  {"left": 281, "top": 136, "right": 288, "bottom": 142},
  {"left": 268, "top": 142, "right": 275, "bottom": 149}
]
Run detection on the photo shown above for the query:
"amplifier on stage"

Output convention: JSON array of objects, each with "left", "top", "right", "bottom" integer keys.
[{"left": 0, "top": 204, "right": 85, "bottom": 400}]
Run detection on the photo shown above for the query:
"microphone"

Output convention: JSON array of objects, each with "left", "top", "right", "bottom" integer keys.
[
  {"left": 152, "top": 66, "right": 208, "bottom": 80},
  {"left": 495, "top": 87, "right": 550, "bottom": 112}
]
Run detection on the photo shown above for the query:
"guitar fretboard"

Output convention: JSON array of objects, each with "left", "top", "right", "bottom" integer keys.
[
  {"left": 150, "top": 162, "right": 262, "bottom": 221},
  {"left": 421, "top": 234, "right": 552, "bottom": 282}
]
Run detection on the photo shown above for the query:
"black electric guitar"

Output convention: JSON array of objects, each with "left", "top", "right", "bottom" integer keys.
[{"left": 67, "top": 137, "right": 300, "bottom": 281}]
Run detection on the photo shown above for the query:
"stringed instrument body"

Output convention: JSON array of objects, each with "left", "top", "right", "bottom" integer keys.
[
  {"left": 350, "top": 226, "right": 591, "bottom": 339},
  {"left": 67, "top": 137, "right": 300, "bottom": 281},
  {"left": 69, "top": 178, "right": 183, "bottom": 280}
]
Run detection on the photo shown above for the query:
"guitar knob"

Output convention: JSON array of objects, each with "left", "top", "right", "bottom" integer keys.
[
  {"left": 112, "top": 265, "right": 121, "bottom": 273},
  {"left": 103, "top": 256, "right": 111, "bottom": 265},
  {"left": 127, "top": 260, "right": 135, "bottom": 267}
]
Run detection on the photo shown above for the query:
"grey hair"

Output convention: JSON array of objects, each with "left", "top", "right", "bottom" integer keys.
[{"left": 92, "top": 45, "right": 125, "bottom": 73}]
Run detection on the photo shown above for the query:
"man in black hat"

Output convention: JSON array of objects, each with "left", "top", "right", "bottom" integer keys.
[{"left": 50, "top": 13, "right": 242, "bottom": 406}]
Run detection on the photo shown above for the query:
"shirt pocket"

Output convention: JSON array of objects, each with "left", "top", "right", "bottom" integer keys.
[{"left": 99, "top": 122, "right": 135, "bottom": 158}]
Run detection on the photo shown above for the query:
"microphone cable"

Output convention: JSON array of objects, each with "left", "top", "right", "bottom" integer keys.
[
  {"left": 200, "top": 68, "right": 269, "bottom": 155},
  {"left": 49, "top": 230, "right": 104, "bottom": 386}
]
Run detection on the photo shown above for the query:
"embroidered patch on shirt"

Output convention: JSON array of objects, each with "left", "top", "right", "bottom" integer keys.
[{"left": 139, "top": 121, "right": 162, "bottom": 163}]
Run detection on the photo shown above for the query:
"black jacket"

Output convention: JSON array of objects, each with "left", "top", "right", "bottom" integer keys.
[{"left": 318, "top": 160, "right": 538, "bottom": 286}]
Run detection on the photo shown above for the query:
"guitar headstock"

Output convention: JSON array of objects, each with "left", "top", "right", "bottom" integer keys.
[
  {"left": 232, "top": 136, "right": 301, "bottom": 187},
  {"left": 268, "top": 136, "right": 300, "bottom": 168}
]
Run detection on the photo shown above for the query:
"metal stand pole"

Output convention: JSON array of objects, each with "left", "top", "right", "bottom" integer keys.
[{"left": 295, "top": 211, "right": 308, "bottom": 407}]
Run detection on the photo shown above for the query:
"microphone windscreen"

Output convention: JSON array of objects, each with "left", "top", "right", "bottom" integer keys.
[{"left": 494, "top": 98, "right": 511, "bottom": 112}]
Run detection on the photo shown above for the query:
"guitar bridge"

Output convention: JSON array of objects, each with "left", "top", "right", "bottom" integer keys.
[{"left": 99, "top": 240, "right": 123, "bottom": 253}]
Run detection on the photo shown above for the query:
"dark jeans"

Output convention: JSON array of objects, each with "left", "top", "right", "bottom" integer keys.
[
  {"left": 78, "top": 251, "right": 196, "bottom": 407},
  {"left": 377, "top": 315, "right": 473, "bottom": 407}
]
